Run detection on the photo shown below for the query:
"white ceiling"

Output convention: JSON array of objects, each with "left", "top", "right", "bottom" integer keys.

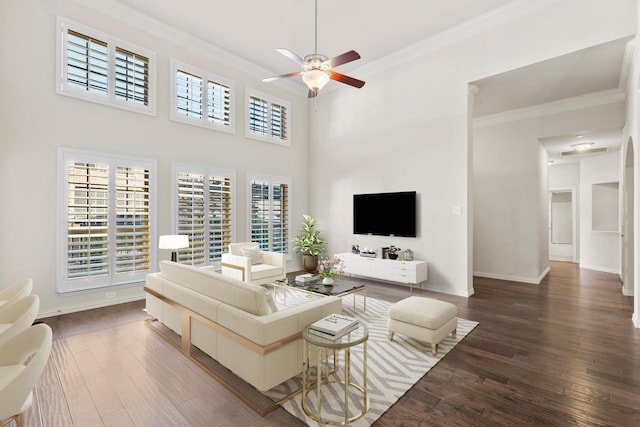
[
  {"left": 97, "top": 0, "right": 633, "bottom": 164},
  {"left": 106, "top": 0, "right": 517, "bottom": 77}
]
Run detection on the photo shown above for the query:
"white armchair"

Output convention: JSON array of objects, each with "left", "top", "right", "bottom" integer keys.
[
  {"left": 220, "top": 242, "right": 286, "bottom": 285},
  {"left": 0, "top": 324, "right": 52, "bottom": 427},
  {"left": 0, "top": 295, "right": 40, "bottom": 347},
  {"left": 0, "top": 278, "right": 32, "bottom": 308}
]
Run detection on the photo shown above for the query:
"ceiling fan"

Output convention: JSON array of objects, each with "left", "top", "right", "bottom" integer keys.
[{"left": 262, "top": 0, "right": 365, "bottom": 98}]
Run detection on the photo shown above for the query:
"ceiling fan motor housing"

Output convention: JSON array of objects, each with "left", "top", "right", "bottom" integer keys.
[{"left": 303, "top": 54, "right": 330, "bottom": 72}]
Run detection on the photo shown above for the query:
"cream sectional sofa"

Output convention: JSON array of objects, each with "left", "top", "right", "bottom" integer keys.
[{"left": 145, "top": 261, "right": 342, "bottom": 392}]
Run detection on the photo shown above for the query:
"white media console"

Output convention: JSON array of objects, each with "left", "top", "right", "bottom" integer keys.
[{"left": 335, "top": 252, "right": 428, "bottom": 291}]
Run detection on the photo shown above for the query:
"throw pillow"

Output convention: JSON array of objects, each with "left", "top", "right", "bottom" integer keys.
[{"left": 241, "top": 247, "right": 263, "bottom": 265}]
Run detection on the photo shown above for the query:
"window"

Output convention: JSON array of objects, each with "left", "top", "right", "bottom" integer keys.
[
  {"left": 173, "top": 165, "right": 235, "bottom": 265},
  {"left": 57, "top": 17, "right": 156, "bottom": 115},
  {"left": 248, "top": 174, "right": 291, "bottom": 254},
  {"left": 57, "top": 149, "right": 157, "bottom": 293},
  {"left": 246, "top": 89, "right": 290, "bottom": 146},
  {"left": 171, "top": 61, "right": 235, "bottom": 133}
]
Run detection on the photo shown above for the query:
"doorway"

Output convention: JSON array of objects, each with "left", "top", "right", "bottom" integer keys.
[{"left": 549, "top": 189, "right": 577, "bottom": 263}]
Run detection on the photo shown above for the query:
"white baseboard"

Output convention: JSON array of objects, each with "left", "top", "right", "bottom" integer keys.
[
  {"left": 550, "top": 255, "right": 573, "bottom": 262},
  {"left": 622, "top": 286, "right": 634, "bottom": 297},
  {"left": 38, "top": 293, "right": 146, "bottom": 319},
  {"left": 473, "top": 268, "right": 549, "bottom": 285},
  {"left": 578, "top": 264, "right": 621, "bottom": 275},
  {"left": 633, "top": 312, "right": 640, "bottom": 328}
]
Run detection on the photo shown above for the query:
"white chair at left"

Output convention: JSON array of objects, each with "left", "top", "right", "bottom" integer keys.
[
  {"left": 0, "top": 323, "right": 53, "bottom": 427},
  {"left": 0, "top": 295, "right": 40, "bottom": 347}
]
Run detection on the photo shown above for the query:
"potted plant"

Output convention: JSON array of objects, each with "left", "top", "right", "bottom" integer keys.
[
  {"left": 317, "top": 256, "right": 345, "bottom": 285},
  {"left": 387, "top": 245, "right": 401, "bottom": 260},
  {"left": 292, "top": 214, "right": 327, "bottom": 272}
]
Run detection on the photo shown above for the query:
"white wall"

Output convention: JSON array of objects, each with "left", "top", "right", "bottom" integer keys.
[
  {"left": 310, "top": 0, "right": 636, "bottom": 296},
  {"left": 473, "top": 120, "right": 546, "bottom": 283},
  {"left": 579, "top": 152, "right": 622, "bottom": 273},
  {"left": 1, "top": 0, "right": 638, "bottom": 315},
  {"left": 0, "top": 0, "right": 310, "bottom": 316}
]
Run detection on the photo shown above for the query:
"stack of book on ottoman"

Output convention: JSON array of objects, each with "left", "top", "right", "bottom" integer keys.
[{"left": 309, "top": 314, "right": 359, "bottom": 340}]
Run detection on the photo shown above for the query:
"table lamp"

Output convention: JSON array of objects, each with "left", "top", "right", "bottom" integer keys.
[{"left": 159, "top": 235, "right": 189, "bottom": 262}]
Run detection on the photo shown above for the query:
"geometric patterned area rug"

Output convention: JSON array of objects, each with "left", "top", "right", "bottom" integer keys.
[{"left": 264, "top": 291, "right": 479, "bottom": 426}]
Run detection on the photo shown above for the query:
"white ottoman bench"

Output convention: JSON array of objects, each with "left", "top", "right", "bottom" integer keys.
[{"left": 388, "top": 296, "right": 458, "bottom": 356}]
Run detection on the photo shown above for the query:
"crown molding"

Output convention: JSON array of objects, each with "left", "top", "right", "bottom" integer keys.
[
  {"left": 473, "top": 88, "right": 626, "bottom": 128},
  {"left": 354, "top": 0, "right": 558, "bottom": 78},
  {"left": 71, "top": 0, "right": 306, "bottom": 97}
]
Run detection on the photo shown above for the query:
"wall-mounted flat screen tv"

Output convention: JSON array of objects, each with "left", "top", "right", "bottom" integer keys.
[{"left": 353, "top": 191, "right": 417, "bottom": 237}]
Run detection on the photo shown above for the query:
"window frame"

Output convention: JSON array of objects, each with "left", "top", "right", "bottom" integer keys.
[
  {"left": 57, "top": 148, "right": 158, "bottom": 294},
  {"left": 247, "top": 173, "right": 292, "bottom": 257},
  {"left": 246, "top": 88, "right": 291, "bottom": 147},
  {"left": 171, "top": 163, "right": 236, "bottom": 266},
  {"left": 170, "top": 60, "right": 236, "bottom": 134},
  {"left": 56, "top": 16, "right": 157, "bottom": 116}
]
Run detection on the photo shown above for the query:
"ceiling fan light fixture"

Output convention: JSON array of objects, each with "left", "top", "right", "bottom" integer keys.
[{"left": 302, "top": 68, "right": 330, "bottom": 91}]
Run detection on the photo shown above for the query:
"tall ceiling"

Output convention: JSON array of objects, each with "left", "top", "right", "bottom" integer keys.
[
  {"left": 94, "top": 0, "right": 633, "bottom": 163},
  {"left": 104, "top": 0, "right": 517, "bottom": 76}
]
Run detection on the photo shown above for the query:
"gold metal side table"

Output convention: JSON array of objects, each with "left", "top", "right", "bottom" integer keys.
[{"left": 302, "top": 323, "right": 369, "bottom": 426}]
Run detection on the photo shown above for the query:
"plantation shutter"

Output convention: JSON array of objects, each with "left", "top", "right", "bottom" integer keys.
[
  {"left": 248, "top": 96, "right": 268, "bottom": 135},
  {"left": 66, "top": 30, "right": 108, "bottom": 96},
  {"left": 250, "top": 180, "right": 271, "bottom": 250},
  {"left": 271, "top": 103, "right": 287, "bottom": 140},
  {"left": 66, "top": 162, "right": 110, "bottom": 279},
  {"left": 115, "top": 166, "right": 151, "bottom": 273},
  {"left": 177, "top": 173, "right": 206, "bottom": 264},
  {"left": 250, "top": 178, "right": 289, "bottom": 253},
  {"left": 208, "top": 176, "right": 232, "bottom": 260},
  {"left": 207, "top": 80, "right": 231, "bottom": 126},
  {"left": 176, "top": 171, "right": 233, "bottom": 264},
  {"left": 271, "top": 183, "right": 289, "bottom": 253},
  {"left": 59, "top": 149, "right": 156, "bottom": 293},
  {"left": 114, "top": 47, "right": 149, "bottom": 106},
  {"left": 176, "top": 70, "right": 203, "bottom": 118}
]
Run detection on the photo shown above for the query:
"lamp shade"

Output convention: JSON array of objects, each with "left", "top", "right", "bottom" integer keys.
[
  {"left": 158, "top": 235, "right": 189, "bottom": 250},
  {"left": 302, "top": 69, "right": 330, "bottom": 91}
]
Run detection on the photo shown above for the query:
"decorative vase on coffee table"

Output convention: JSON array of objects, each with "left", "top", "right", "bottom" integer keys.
[{"left": 322, "top": 277, "right": 334, "bottom": 285}]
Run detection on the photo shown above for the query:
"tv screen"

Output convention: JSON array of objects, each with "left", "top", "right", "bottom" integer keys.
[{"left": 353, "top": 191, "right": 417, "bottom": 237}]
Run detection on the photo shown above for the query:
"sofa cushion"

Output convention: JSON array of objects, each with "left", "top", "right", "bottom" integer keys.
[
  {"left": 158, "top": 261, "right": 271, "bottom": 316},
  {"left": 250, "top": 263, "right": 282, "bottom": 280},
  {"left": 241, "top": 246, "right": 262, "bottom": 265}
]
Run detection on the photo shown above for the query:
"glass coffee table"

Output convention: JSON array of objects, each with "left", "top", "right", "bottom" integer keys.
[{"left": 271, "top": 277, "right": 366, "bottom": 311}]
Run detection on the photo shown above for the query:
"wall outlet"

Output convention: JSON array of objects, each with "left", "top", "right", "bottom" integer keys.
[
  {"left": 105, "top": 291, "right": 116, "bottom": 298},
  {"left": 452, "top": 206, "right": 463, "bottom": 215}
]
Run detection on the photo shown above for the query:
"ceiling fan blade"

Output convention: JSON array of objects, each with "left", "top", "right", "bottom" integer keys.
[
  {"left": 308, "top": 88, "right": 318, "bottom": 98},
  {"left": 276, "top": 48, "right": 305, "bottom": 64},
  {"left": 262, "top": 71, "right": 302, "bottom": 82},
  {"left": 329, "top": 71, "right": 366, "bottom": 88},
  {"left": 327, "top": 50, "right": 361, "bottom": 68}
]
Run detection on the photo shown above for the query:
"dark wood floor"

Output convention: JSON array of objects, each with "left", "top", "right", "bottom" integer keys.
[{"left": 25, "top": 262, "right": 640, "bottom": 426}]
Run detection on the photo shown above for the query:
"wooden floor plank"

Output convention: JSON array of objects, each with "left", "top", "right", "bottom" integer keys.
[{"left": 24, "top": 262, "right": 640, "bottom": 426}]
